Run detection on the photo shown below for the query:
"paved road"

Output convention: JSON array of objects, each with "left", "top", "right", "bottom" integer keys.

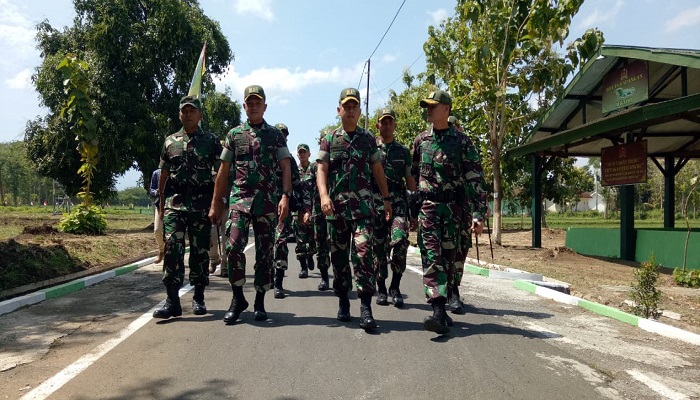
[{"left": 1, "top": 244, "right": 699, "bottom": 399}]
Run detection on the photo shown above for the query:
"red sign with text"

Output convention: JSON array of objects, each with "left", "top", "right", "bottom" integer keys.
[{"left": 601, "top": 141, "right": 648, "bottom": 186}]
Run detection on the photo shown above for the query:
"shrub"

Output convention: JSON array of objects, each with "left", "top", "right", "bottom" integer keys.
[
  {"left": 673, "top": 268, "right": 700, "bottom": 288},
  {"left": 58, "top": 204, "right": 107, "bottom": 235},
  {"left": 629, "top": 253, "right": 662, "bottom": 319}
]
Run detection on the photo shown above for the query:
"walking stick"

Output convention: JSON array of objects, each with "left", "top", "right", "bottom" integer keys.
[
  {"left": 485, "top": 216, "right": 494, "bottom": 261},
  {"left": 473, "top": 219, "right": 480, "bottom": 265}
]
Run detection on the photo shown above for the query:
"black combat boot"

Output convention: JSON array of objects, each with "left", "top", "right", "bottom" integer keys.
[
  {"left": 337, "top": 291, "right": 351, "bottom": 322},
  {"left": 423, "top": 297, "right": 450, "bottom": 334},
  {"left": 359, "top": 293, "right": 378, "bottom": 330},
  {"left": 449, "top": 285, "right": 465, "bottom": 314},
  {"left": 223, "top": 286, "right": 249, "bottom": 324},
  {"left": 153, "top": 284, "right": 182, "bottom": 319},
  {"left": 307, "top": 255, "right": 315, "bottom": 271},
  {"left": 253, "top": 291, "right": 267, "bottom": 321},
  {"left": 274, "top": 269, "right": 285, "bottom": 299},
  {"left": 317, "top": 268, "right": 330, "bottom": 291},
  {"left": 298, "top": 257, "right": 308, "bottom": 279},
  {"left": 375, "top": 278, "right": 389, "bottom": 306},
  {"left": 192, "top": 284, "right": 207, "bottom": 315},
  {"left": 388, "top": 274, "right": 404, "bottom": 308}
]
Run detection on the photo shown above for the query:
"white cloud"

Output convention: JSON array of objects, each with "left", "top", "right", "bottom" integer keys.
[
  {"left": 214, "top": 63, "right": 364, "bottom": 103},
  {"left": 381, "top": 53, "right": 398, "bottom": 64},
  {"left": 6, "top": 68, "right": 31, "bottom": 89},
  {"left": 665, "top": 6, "right": 700, "bottom": 33},
  {"left": 0, "top": 0, "right": 37, "bottom": 68},
  {"left": 234, "top": 0, "right": 274, "bottom": 21},
  {"left": 428, "top": 8, "right": 449, "bottom": 25},
  {"left": 577, "top": 0, "right": 624, "bottom": 29}
]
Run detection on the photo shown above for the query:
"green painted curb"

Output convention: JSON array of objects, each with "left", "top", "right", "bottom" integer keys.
[
  {"left": 115, "top": 264, "right": 140, "bottom": 276},
  {"left": 579, "top": 299, "right": 640, "bottom": 326},
  {"left": 465, "top": 264, "right": 490, "bottom": 277},
  {"left": 44, "top": 280, "right": 85, "bottom": 300},
  {"left": 514, "top": 279, "right": 537, "bottom": 293}
]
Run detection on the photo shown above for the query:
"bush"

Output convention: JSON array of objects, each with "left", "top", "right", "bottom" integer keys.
[
  {"left": 629, "top": 253, "right": 662, "bottom": 319},
  {"left": 673, "top": 268, "right": 700, "bottom": 288},
  {"left": 58, "top": 204, "right": 107, "bottom": 235}
]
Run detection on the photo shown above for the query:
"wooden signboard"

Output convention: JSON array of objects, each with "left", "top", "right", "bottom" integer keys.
[{"left": 601, "top": 141, "right": 648, "bottom": 186}]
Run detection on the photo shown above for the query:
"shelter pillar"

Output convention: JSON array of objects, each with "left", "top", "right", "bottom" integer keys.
[
  {"left": 531, "top": 155, "right": 542, "bottom": 248},
  {"left": 664, "top": 156, "right": 675, "bottom": 228},
  {"left": 619, "top": 184, "right": 636, "bottom": 261}
]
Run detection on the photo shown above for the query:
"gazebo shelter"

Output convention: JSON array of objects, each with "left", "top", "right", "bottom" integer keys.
[{"left": 510, "top": 45, "right": 700, "bottom": 270}]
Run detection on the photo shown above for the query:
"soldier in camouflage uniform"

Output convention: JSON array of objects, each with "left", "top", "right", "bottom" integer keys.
[
  {"left": 317, "top": 88, "right": 392, "bottom": 331},
  {"left": 272, "top": 124, "right": 311, "bottom": 299},
  {"left": 411, "top": 90, "right": 488, "bottom": 334},
  {"left": 310, "top": 141, "right": 331, "bottom": 291},
  {"left": 209, "top": 85, "right": 293, "bottom": 324},
  {"left": 293, "top": 143, "right": 317, "bottom": 275},
  {"left": 153, "top": 95, "right": 223, "bottom": 319},
  {"left": 372, "top": 108, "right": 417, "bottom": 308}
]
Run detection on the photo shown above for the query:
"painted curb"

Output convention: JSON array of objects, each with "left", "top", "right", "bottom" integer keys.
[{"left": 0, "top": 256, "right": 157, "bottom": 317}]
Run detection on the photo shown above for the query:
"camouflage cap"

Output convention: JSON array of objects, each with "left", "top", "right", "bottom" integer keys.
[
  {"left": 378, "top": 107, "right": 396, "bottom": 121},
  {"left": 179, "top": 95, "right": 201, "bottom": 110},
  {"left": 275, "top": 123, "right": 289, "bottom": 136},
  {"left": 420, "top": 90, "right": 452, "bottom": 108},
  {"left": 297, "top": 143, "right": 310, "bottom": 152},
  {"left": 244, "top": 85, "right": 266, "bottom": 101},
  {"left": 339, "top": 87, "right": 361, "bottom": 105}
]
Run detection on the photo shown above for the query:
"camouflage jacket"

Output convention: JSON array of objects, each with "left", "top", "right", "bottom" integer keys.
[
  {"left": 317, "top": 126, "right": 380, "bottom": 220},
  {"left": 297, "top": 161, "right": 315, "bottom": 213},
  {"left": 308, "top": 161, "right": 323, "bottom": 217},
  {"left": 276, "top": 155, "right": 310, "bottom": 212},
  {"left": 410, "top": 125, "right": 488, "bottom": 218},
  {"left": 159, "top": 126, "right": 222, "bottom": 212},
  {"left": 372, "top": 138, "right": 412, "bottom": 217},
  {"left": 220, "top": 119, "right": 291, "bottom": 215}
]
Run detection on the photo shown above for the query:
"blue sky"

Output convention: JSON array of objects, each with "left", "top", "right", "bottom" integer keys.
[{"left": 1, "top": 0, "right": 700, "bottom": 190}]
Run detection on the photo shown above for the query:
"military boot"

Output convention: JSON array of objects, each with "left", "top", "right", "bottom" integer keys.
[
  {"left": 337, "top": 292, "right": 351, "bottom": 322},
  {"left": 192, "top": 284, "right": 207, "bottom": 315},
  {"left": 153, "top": 284, "right": 182, "bottom": 319},
  {"left": 253, "top": 291, "right": 267, "bottom": 321},
  {"left": 423, "top": 297, "right": 450, "bottom": 334},
  {"left": 375, "top": 278, "right": 389, "bottom": 306},
  {"left": 317, "top": 268, "right": 330, "bottom": 291},
  {"left": 449, "top": 285, "right": 465, "bottom": 314},
  {"left": 223, "top": 286, "right": 249, "bottom": 324},
  {"left": 359, "top": 293, "right": 378, "bottom": 330},
  {"left": 388, "top": 273, "right": 404, "bottom": 308},
  {"left": 307, "top": 255, "right": 315, "bottom": 271},
  {"left": 274, "top": 268, "right": 285, "bottom": 299},
  {"left": 298, "top": 257, "right": 308, "bottom": 279}
]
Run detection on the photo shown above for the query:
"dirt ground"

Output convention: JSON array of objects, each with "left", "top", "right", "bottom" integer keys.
[{"left": 2, "top": 216, "right": 699, "bottom": 336}]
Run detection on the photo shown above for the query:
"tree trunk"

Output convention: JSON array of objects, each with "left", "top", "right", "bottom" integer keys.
[{"left": 491, "top": 140, "right": 503, "bottom": 245}]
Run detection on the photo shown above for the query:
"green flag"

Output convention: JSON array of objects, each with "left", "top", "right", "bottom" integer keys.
[{"left": 188, "top": 42, "right": 206, "bottom": 99}]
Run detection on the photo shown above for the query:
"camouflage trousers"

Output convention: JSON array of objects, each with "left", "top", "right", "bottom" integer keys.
[
  {"left": 225, "top": 210, "right": 276, "bottom": 292},
  {"left": 328, "top": 217, "right": 375, "bottom": 296},
  {"left": 314, "top": 215, "right": 330, "bottom": 271},
  {"left": 374, "top": 213, "right": 409, "bottom": 280},
  {"left": 293, "top": 215, "right": 316, "bottom": 258},
  {"left": 162, "top": 209, "right": 211, "bottom": 287},
  {"left": 417, "top": 200, "right": 461, "bottom": 302},
  {"left": 273, "top": 213, "right": 292, "bottom": 270},
  {"left": 453, "top": 213, "right": 472, "bottom": 289}
]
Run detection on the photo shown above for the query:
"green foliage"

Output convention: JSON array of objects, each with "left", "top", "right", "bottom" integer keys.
[
  {"left": 673, "top": 268, "right": 700, "bottom": 288},
  {"left": 25, "top": 0, "right": 235, "bottom": 198},
  {"left": 202, "top": 88, "right": 241, "bottom": 140},
  {"left": 0, "top": 141, "right": 55, "bottom": 206},
  {"left": 58, "top": 204, "right": 107, "bottom": 235},
  {"left": 629, "top": 253, "right": 662, "bottom": 319},
  {"left": 113, "top": 187, "right": 150, "bottom": 207}
]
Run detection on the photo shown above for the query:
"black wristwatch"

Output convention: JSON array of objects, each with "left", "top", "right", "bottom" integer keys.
[
  {"left": 283, "top": 191, "right": 293, "bottom": 198},
  {"left": 383, "top": 196, "right": 391, "bottom": 201}
]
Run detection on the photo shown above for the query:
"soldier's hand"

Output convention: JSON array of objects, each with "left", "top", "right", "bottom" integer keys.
[
  {"left": 471, "top": 218, "right": 484, "bottom": 236},
  {"left": 321, "top": 195, "right": 334, "bottom": 217},
  {"left": 303, "top": 211, "right": 311, "bottom": 225},
  {"left": 208, "top": 207, "right": 219, "bottom": 225},
  {"left": 383, "top": 200, "right": 392, "bottom": 221},
  {"left": 278, "top": 195, "right": 290, "bottom": 220},
  {"left": 158, "top": 209, "right": 164, "bottom": 221},
  {"left": 409, "top": 217, "right": 418, "bottom": 231}
]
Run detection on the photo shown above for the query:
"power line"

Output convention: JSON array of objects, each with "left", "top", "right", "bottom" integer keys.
[{"left": 371, "top": 52, "right": 424, "bottom": 96}]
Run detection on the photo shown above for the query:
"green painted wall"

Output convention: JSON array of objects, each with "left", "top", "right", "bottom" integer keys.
[
  {"left": 636, "top": 228, "right": 700, "bottom": 270},
  {"left": 566, "top": 228, "right": 620, "bottom": 258},
  {"left": 565, "top": 227, "right": 700, "bottom": 270}
]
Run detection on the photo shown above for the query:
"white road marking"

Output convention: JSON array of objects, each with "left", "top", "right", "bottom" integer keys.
[
  {"left": 20, "top": 243, "right": 255, "bottom": 400},
  {"left": 627, "top": 369, "right": 690, "bottom": 400}
]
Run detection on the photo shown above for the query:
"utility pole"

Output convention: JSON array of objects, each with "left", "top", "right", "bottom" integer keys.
[{"left": 365, "top": 59, "right": 370, "bottom": 130}]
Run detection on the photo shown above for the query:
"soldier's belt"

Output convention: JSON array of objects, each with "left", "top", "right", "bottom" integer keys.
[{"left": 422, "top": 190, "right": 458, "bottom": 202}]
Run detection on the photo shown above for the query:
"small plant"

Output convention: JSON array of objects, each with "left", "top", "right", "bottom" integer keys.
[
  {"left": 629, "top": 253, "right": 662, "bottom": 319},
  {"left": 58, "top": 204, "right": 107, "bottom": 235},
  {"left": 673, "top": 268, "right": 700, "bottom": 288}
]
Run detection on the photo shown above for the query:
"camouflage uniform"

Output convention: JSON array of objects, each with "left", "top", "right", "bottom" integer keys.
[
  {"left": 294, "top": 156, "right": 317, "bottom": 261},
  {"left": 159, "top": 126, "right": 222, "bottom": 288},
  {"left": 221, "top": 120, "right": 291, "bottom": 292},
  {"left": 318, "top": 126, "right": 380, "bottom": 296},
  {"left": 310, "top": 161, "right": 331, "bottom": 288},
  {"left": 411, "top": 125, "right": 487, "bottom": 303},
  {"left": 273, "top": 156, "right": 302, "bottom": 271}
]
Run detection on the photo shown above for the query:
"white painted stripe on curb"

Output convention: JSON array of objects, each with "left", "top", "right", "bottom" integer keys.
[
  {"left": 627, "top": 369, "right": 689, "bottom": 400},
  {"left": 638, "top": 318, "right": 700, "bottom": 346},
  {"left": 0, "top": 292, "right": 46, "bottom": 316},
  {"left": 83, "top": 271, "right": 116, "bottom": 287},
  {"left": 534, "top": 285, "right": 581, "bottom": 306}
]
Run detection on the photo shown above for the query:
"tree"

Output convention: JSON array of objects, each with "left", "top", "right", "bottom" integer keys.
[
  {"left": 25, "top": 0, "right": 234, "bottom": 200},
  {"left": 423, "top": 0, "right": 603, "bottom": 243},
  {"left": 202, "top": 88, "right": 241, "bottom": 140}
]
